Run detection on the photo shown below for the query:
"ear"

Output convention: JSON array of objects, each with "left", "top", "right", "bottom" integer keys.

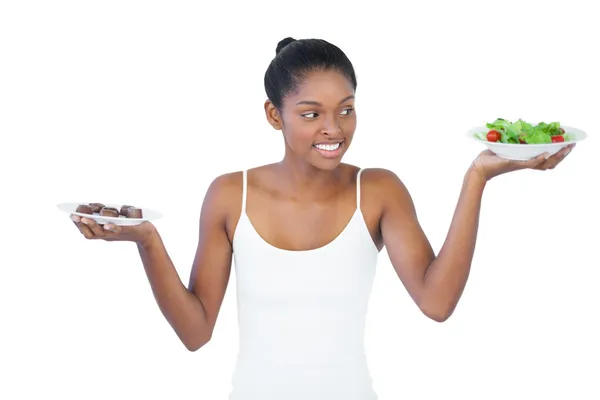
[{"left": 264, "top": 100, "right": 283, "bottom": 130}]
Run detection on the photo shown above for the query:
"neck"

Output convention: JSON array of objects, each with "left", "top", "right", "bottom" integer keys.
[{"left": 276, "top": 155, "right": 343, "bottom": 200}]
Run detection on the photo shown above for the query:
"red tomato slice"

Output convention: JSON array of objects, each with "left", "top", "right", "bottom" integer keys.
[{"left": 551, "top": 135, "right": 565, "bottom": 143}]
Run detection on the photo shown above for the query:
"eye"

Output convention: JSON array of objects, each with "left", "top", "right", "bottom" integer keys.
[
  {"left": 340, "top": 107, "right": 354, "bottom": 116},
  {"left": 302, "top": 112, "right": 319, "bottom": 119}
]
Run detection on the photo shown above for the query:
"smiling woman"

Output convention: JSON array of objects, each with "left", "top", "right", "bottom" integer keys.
[
  {"left": 263, "top": 38, "right": 358, "bottom": 170},
  {"left": 69, "top": 36, "right": 576, "bottom": 400}
]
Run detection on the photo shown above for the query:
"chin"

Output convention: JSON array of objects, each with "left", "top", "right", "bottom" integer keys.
[
  {"left": 308, "top": 153, "right": 346, "bottom": 171},
  {"left": 311, "top": 160, "right": 343, "bottom": 171}
]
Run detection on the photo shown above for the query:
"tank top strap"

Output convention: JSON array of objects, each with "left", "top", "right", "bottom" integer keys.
[
  {"left": 241, "top": 170, "right": 248, "bottom": 214},
  {"left": 356, "top": 168, "right": 363, "bottom": 210}
]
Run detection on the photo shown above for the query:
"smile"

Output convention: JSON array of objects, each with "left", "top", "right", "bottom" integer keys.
[
  {"left": 313, "top": 142, "right": 341, "bottom": 151},
  {"left": 312, "top": 140, "right": 344, "bottom": 159}
]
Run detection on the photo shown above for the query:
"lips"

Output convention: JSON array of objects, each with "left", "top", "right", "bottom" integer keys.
[
  {"left": 313, "top": 142, "right": 341, "bottom": 151},
  {"left": 312, "top": 140, "right": 344, "bottom": 159}
]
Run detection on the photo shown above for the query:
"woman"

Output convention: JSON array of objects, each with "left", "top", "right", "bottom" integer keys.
[{"left": 70, "top": 37, "right": 574, "bottom": 399}]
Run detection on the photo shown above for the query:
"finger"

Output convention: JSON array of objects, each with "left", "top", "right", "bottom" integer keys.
[
  {"left": 73, "top": 220, "right": 95, "bottom": 239},
  {"left": 556, "top": 145, "right": 573, "bottom": 158},
  {"left": 543, "top": 145, "right": 574, "bottom": 169},
  {"left": 80, "top": 217, "right": 106, "bottom": 237},
  {"left": 101, "top": 223, "right": 127, "bottom": 242},
  {"left": 102, "top": 223, "right": 122, "bottom": 235},
  {"left": 527, "top": 152, "right": 553, "bottom": 170},
  {"left": 70, "top": 214, "right": 92, "bottom": 237},
  {"left": 516, "top": 152, "right": 550, "bottom": 170}
]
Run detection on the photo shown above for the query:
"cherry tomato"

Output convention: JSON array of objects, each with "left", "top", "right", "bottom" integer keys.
[
  {"left": 519, "top": 137, "right": 526, "bottom": 144},
  {"left": 551, "top": 135, "right": 565, "bottom": 143},
  {"left": 487, "top": 130, "right": 501, "bottom": 142}
]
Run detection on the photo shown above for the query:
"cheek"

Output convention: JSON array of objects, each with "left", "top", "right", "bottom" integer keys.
[
  {"left": 339, "top": 115, "right": 357, "bottom": 141},
  {"left": 284, "top": 128, "right": 314, "bottom": 152},
  {"left": 282, "top": 118, "right": 315, "bottom": 148},
  {"left": 342, "top": 116, "right": 357, "bottom": 133}
]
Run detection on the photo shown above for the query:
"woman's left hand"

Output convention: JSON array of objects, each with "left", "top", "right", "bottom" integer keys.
[{"left": 470, "top": 143, "right": 576, "bottom": 182}]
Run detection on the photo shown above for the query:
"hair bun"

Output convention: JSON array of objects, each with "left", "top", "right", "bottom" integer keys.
[{"left": 276, "top": 37, "right": 297, "bottom": 55}]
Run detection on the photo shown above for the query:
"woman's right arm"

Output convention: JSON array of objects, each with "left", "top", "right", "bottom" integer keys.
[
  {"left": 137, "top": 174, "right": 234, "bottom": 351},
  {"left": 72, "top": 174, "right": 236, "bottom": 351}
]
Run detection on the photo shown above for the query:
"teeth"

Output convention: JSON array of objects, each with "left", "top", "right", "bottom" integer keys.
[{"left": 314, "top": 142, "right": 341, "bottom": 151}]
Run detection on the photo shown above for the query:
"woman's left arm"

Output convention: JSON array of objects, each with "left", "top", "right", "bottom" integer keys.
[
  {"left": 379, "top": 169, "right": 485, "bottom": 322},
  {"left": 380, "top": 145, "right": 574, "bottom": 322}
]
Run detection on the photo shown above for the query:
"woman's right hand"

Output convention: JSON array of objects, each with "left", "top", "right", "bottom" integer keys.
[{"left": 70, "top": 214, "right": 156, "bottom": 246}]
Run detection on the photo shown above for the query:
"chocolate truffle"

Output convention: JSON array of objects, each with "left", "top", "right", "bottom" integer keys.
[
  {"left": 100, "top": 207, "right": 120, "bottom": 218},
  {"left": 76, "top": 204, "right": 93, "bottom": 214},
  {"left": 120, "top": 205, "right": 133, "bottom": 216},
  {"left": 125, "top": 207, "right": 143, "bottom": 219},
  {"left": 89, "top": 203, "right": 105, "bottom": 213}
]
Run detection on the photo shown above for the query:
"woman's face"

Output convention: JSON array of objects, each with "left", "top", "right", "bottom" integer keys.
[{"left": 266, "top": 69, "right": 357, "bottom": 171}]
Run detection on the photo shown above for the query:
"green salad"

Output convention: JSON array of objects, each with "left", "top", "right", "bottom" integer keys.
[{"left": 475, "top": 118, "right": 574, "bottom": 144}]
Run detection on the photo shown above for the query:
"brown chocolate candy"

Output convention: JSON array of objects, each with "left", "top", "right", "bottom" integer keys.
[
  {"left": 89, "top": 203, "right": 105, "bottom": 213},
  {"left": 76, "top": 204, "right": 93, "bottom": 214},
  {"left": 120, "top": 205, "right": 133, "bottom": 216},
  {"left": 125, "top": 207, "right": 143, "bottom": 219},
  {"left": 100, "top": 207, "right": 120, "bottom": 218}
]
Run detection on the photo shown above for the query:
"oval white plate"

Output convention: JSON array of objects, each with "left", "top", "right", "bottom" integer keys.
[
  {"left": 467, "top": 125, "right": 587, "bottom": 160},
  {"left": 57, "top": 202, "right": 163, "bottom": 226}
]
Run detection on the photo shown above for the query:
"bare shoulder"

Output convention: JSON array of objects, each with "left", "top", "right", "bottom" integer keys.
[
  {"left": 356, "top": 167, "right": 418, "bottom": 228},
  {"left": 202, "top": 164, "right": 278, "bottom": 241},
  {"left": 360, "top": 167, "right": 401, "bottom": 183},
  {"left": 203, "top": 171, "right": 242, "bottom": 212},
  {"left": 201, "top": 171, "right": 245, "bottom": 241},
  {"left": 360, "top": 168, "right": 412, "bottom": 202},
  {"left": 206, "top": 161, "right": 306, "bottom": 215}
]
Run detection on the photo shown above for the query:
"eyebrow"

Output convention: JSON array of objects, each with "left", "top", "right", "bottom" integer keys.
[{"left": 296, "top": 95, "right": 355, "bottom": 106}]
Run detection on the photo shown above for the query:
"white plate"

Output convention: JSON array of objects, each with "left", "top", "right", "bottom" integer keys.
[
  {"left": 467, "top": 125, "right": 587, "bottom": 161},
  {"left": 57, "top": 202, "right": 163, "bottom": 226}
]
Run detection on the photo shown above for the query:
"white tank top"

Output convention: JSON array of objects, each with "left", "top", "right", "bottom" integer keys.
[{"left": 230, "top": 169, "right": 379, "bottom": 400}]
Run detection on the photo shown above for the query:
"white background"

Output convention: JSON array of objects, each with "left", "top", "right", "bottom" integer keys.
[{"left": 1, "top": 0, "right": 599, "bottom": 399}]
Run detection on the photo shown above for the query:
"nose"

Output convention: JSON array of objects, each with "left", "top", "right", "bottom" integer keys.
[{"left": 321, "top": 115, "right": 342, "bottom": 136}]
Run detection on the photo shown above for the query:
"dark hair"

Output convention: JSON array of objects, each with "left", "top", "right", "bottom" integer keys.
[{"left": 264, "top": 37, "right": 358, "bottom": 110}]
